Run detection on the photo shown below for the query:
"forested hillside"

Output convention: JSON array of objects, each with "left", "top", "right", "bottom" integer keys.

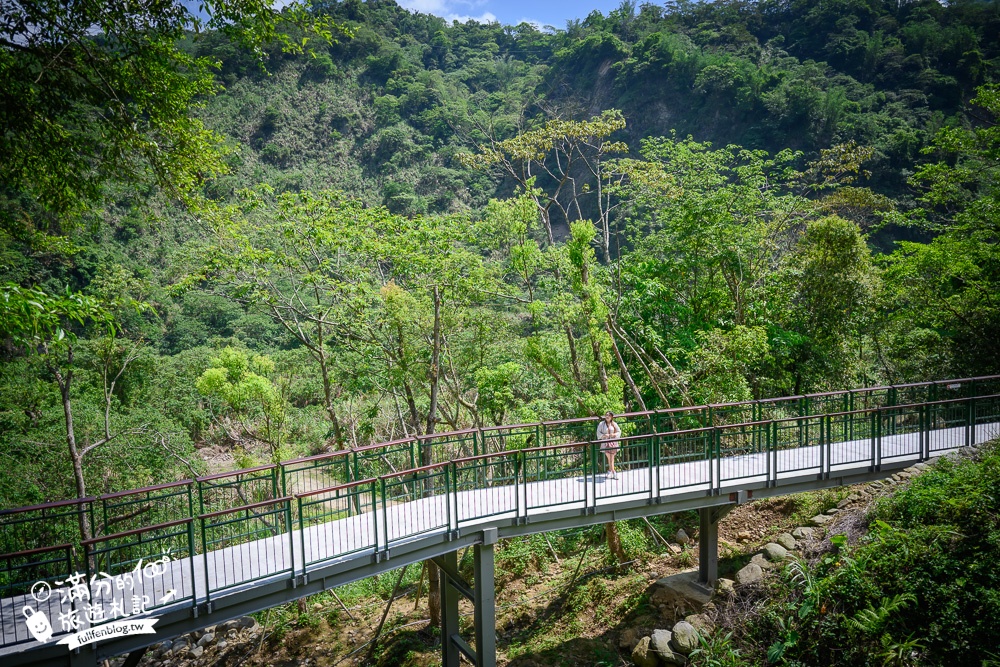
[{"left": 2, "top": 0, "right": 999, "bottom": 518}]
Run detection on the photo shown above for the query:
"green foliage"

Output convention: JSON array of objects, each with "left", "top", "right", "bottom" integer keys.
[{"left": 726, "top": 443, "right": 1000, "bottom": 666}]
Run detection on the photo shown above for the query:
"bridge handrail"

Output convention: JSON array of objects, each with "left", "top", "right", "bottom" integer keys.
[{"left": 3, "top": 387, "right": 1000, "bottom": 653}]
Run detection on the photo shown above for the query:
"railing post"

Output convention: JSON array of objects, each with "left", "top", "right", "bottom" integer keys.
[
  {"left": 714, "top": 428, "right": 721, "bottom": 494},
  {"left": 823, "top": 414, "right": 831, "bottom": 479},
  {"left": 285, "top": 500, "right": 294, "bottom": 580},
  {"left": 380, "top": 478, "right": 389, "bottom": 554},
  {"left": 298, "top": 497, "right": 306, "bottom": 577},
  {"left": 869, "top": 411, "right": 877, "bottom": 471},
  {"left": 187, "top": 520, "right": 197, "bottom": 607},
  {"left": 200, "top": 516, "right": 210, "bottom": 607},
  {"left": 967, "top": 397, "right": 975, "bottom": 447},
  {"left": 650, "top": 432, "right": 657, "bottom": 501},
  {"left": 875, "top": 408, "right": 883, "bottom": 471},
  {"left": 765, "top": 418, "right": 771, "bottom": 486}
]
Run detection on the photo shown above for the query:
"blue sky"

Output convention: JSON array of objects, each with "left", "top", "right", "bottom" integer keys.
[{"left": 396, "top": 0, "right": 623, "bottom": 29}]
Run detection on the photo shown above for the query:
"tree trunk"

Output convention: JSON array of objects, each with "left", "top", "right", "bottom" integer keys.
[
  {"left": 590, "top": 335, "right": 609, "bottom": 394},
  {"left": 425, "top": 286, "right": 442, "bottom": 436},
  {"left": 565, "top": 325, "right": 583, "bottom": 386},
  {"left": 317, "top": 348, "right": 344, "bottom": 446},
  {"left": 605, "top": 522, "right": 627, "bottom": 564},
  {"left": 424, "top": 287, "right": 444, "bottom": 630},
  {"left": 608, "top": 325, "right": 646, "bottom": 411},
  {"left": 54, "top": 353, "right": 92, "bottom": 543}
]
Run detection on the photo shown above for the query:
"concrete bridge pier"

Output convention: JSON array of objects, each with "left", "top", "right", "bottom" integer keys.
[
  {"left": 698, "top": 494, "right": 744, "bottom": 586},
  {"left": 434, "top": 528, "right": 497, "bottom": 667}
]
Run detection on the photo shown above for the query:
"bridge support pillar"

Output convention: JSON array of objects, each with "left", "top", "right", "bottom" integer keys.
[
  {"left": 698, "top": 507, "right": 719, "bottom": 585},
  {"left": 435, "top": 528, "right": 498, "bottom": 667},
  {"left": 699, "top": 502, "right": 740, "bottom": 585}
]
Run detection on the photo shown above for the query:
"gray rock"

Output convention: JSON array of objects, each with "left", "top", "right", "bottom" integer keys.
[
  {"left": 237, "top": 616, "right": 258, "bottom": 630},
  {"left": 735, "top": 562, "right": 764, "bottom": 585},
  {"left": 714, "top": 578, "right": 735, "bottom": 596},
  {"left": 619, "top": 628, "right": 641, "bottom": 651},
  {"left": 189, "top": 645, "right": 204, "bottom": 659},
  {"left": 170, "top": 639, "right": 189, "bottom": 653},
  {"left": 685, "top": 613, "right": 715, "bottom": 636},
  {"left": 197, "top": 633, "right": 215, "bottom": 647},
  {"left": 837, "top": 498, "right": 851, "bottom": 509},
  {"left": 676, "top": 528, "right": 691, "bottom": 545},
  {"left": 650, "top": 629, "right": 686, "bottom": 665},
  {"left": 650, "top": 571, "right": 713, "bottom": 615},
  {"left": 750, "top": 553, "right": 776, "bottom": 570},
  {"left": 810, "top": 514, "right": 832, "bottom": 526},
  {"left": 791, "top": 526, "right": 814, "bottom": 540},
  {"left": 775, "top": 532, "right": 797, "bottom": 550},
  {"left": 825, "top": 507, "right": 840, "bottom": 515},
  {"left": 216, "top": 640, "right": 228, "bottom": 651},
  {"left": 671, "top": 620, "right": 700, "bottom": 655},
  {"left": 763, "top": 543, "right": 789, "bottom": 561},
  {"left": 631, "top": 637, "right": 659, "bottom": 667}
]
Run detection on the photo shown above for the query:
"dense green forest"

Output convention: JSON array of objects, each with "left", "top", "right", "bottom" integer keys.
[{"left": 2, "top": 0, "right": 999, "bottom": 520}]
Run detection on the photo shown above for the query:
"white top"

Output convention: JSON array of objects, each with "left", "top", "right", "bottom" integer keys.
[{"left": 596, "top": 419, "right": 621, "bottom": 440}]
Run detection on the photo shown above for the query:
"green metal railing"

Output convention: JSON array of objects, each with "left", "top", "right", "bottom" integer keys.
[
  {"left": 83, "top": 519, "right": 197, "bottom": 618},
  {"left": 200, "top": 498, "right": 294, "bottom": 603},
  {"left": 197, "top": 465, "right": 278, "bottom": 516},
  {"left": 3, "top": 377, "right": 1000, "bottom": 652}
]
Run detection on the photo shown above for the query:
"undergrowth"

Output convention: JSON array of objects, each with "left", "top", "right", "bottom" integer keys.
[{"left": 701, "top": 440, "right": 1000, "bottom": 667}]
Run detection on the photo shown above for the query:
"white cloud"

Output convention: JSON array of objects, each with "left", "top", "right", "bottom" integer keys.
[
  {"left": 398, "top": 0, "right": 451, "bottom": 12},
  {"left": 445, "top": 11, "right": 498, "bottom": 23},
  {"left": 398, "top": 0, "right": 497, "bottom": 24}
]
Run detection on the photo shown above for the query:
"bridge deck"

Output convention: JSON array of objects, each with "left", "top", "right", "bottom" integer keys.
[{"left": 3, "top": 419, "right": 997, "bottom": 663}]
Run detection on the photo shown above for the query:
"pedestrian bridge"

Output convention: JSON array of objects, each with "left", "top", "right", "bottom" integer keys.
[{"left": 2, "top": 376, "right": 999, "bottom": 667}]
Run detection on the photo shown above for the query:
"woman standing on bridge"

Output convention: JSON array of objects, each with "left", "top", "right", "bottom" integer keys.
[{"left": 597, "top": 412, "right": 622, "bottom": 479}]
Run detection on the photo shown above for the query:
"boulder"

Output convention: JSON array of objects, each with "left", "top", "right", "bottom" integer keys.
[
  {"left": 189, "top": 646, "right": 204, "bottom": 659},
  {"left": 750, "top": 553, "right": 776, "bottom": 570},
  {"left": 650, "top": 571, "right": 713, "bottom": 615},
  {"left": 836, "top": 498, "right": 851, "bottom": 509},
  {"left": 216, "top": 640, "right": 228, "bottom": 651},
  {"left": 791, "top": 526, "right": 814, "bottom": 540},
  {"left": 650, "top": 629, "right": 686, "bottom": 666},
  {"left": 763, "top": 543, "right": 789, "bottom": 562},
  {"left": 714, "top": 578, "right": 735, "bottom": 596},
  {"left": 735, "top": 562, "right": 763, "bottom": 585},
  {"left": 775, "top": 533, "right": 796, "bottom": 550},
  {"left": 676, "top": 529, "right": 691, "bottom": 545},
  {"left": 685, "top": 613, "right": 715, "bottom": 636},
  {"left": 196, "top": 633, "right": 215, "bottom": 647},
  {"left": 619, "top": 628, "right": 641, "bottom": 652},
  {"left": 631, "top": 637, "right": 659, "bottom": 667},
  {"left": 671, "top": 620, "right": 700, "bottom": 655},
  {"left": 825, "top": 508, "right": 840, "bottom": 515},
  {"left": 236, "top": 616, "right": 258, "bottom": 630},
  {"left": 810, "top": 514, "right": 833, "bottom": 526}
]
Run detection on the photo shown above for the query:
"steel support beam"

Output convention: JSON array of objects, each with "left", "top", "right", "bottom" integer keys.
[
  {"left": 439, "top": 550, "right": 461, "bottom": 667},
  {"left": 434, "top": 528, "right": 498, "bottom": 667},
  {"left": 120, "top": 647, "right": 148, "bottom": 667},
  {"left": 473, "top": 530, "right": 497, "bottom": 667},
  {"left": 698, "top": 500, "right": 740, "bottom": 585},
  {"left": 698, "top": 507, "right": 719, "bottom": 585}
]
